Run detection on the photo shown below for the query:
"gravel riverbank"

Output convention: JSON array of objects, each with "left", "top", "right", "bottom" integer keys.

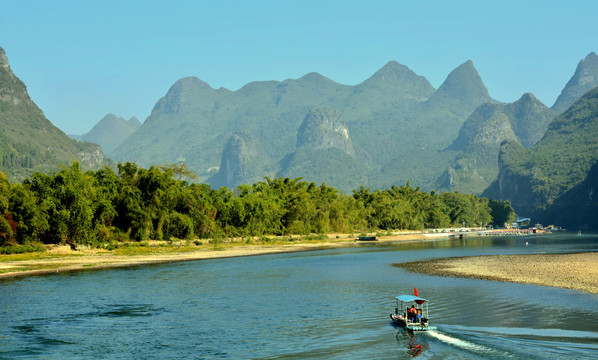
[{"left": 396, "top": 252, "right": 598, "bottom": 294}]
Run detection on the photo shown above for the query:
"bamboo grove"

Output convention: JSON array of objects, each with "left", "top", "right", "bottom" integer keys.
[{"left": 0, "top": 162, "right": 516, "bottom": 249}]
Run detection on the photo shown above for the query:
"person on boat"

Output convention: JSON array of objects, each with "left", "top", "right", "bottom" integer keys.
[{"left": 408, "top": 305, "right": 418, "bottom": 322}]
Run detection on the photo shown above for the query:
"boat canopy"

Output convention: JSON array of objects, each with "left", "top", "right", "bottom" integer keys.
[{"left": 396, "top": 295, "right": 427, "bottom": 303}]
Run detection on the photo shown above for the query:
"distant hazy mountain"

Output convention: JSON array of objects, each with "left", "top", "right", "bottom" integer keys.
[
  {"left": 109, "top": 54, "right": 595, "bottom": 193},
  {"left": 552, "top": 52, "right": 598, "bottom": 114},
  {"left": 111, "top": 60, "right": 448, "bottom": 190},
  {"left": 0, "top": 46, "right": 107, "bottom": 181},
  {"left": 73, "top": 114, "right": 141, "bottom": 154},
  {"left": 434, "top": 93, "right": 556, "bottom": 194},
  {"left": 483, "top": 86, "right": 598, "bottom": 228}
]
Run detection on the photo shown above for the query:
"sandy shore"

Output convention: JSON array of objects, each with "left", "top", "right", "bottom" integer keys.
[
  {"left": 396, "top": 252, "right": 598, "bottom": 294},
  {"left": 0, "top": 233, "right": 429, "bottom": 279}
]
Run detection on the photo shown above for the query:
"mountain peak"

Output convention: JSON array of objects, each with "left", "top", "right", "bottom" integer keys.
[
  {"left": 79, "top": 113, "right": 140, "bottom": 154},
  {"left": 583, "top": 51, "right": 598, "bottom": 63},
  {"left": 425, "top": 60, "right": 492, "bottom": 114},
  {"left": 374, "top": 61, "right": 413, "bottom": 77},
  {"left": 506, "top": 92, "right": 555, "bottom": 147},
  {"left": 518, "top": 92, "right": 537, "bottom": 102},
  {"left": 127, "top": 116, "right": 142, "bottom": 130},
  {"left": 170, "top": 76, "right": 213, "bottom": 92},
  {"left": 296, "top": 72, "right": 338, "bottom": 86},
  {"left": 511, "top": 92, "right": 546, "bottom": 112},
  {"left": 438, "top": 60, "right": 484, "bottom": 93},
  {"left": 356, "top": 60, "right": 435, "bottom": 101},
  {"left": 150, "top": 76, "right": 216, "bottom": 115},
  {"left": 363, "top": 60, "right": 431, "bottom": 84},
  {"left": 552, "top": 51, "right": 598, "bottom": 114}
]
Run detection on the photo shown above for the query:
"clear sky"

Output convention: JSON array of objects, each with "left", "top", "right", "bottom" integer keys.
[{"left": 0, "top": 0, "right": 596, "bottom": 134}]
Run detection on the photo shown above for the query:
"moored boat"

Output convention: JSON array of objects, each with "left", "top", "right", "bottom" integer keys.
[{"left": 390, "top": 292, "right": 436, "bottom": 332}]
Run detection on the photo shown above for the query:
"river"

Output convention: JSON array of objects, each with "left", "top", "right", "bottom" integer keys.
[{"left": 1, "top": 233, "right": 597, "bottom": 359}]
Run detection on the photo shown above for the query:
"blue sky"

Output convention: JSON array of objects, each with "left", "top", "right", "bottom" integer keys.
[{"left": 0, "top": 0, "right": 596, "bottom": 134}]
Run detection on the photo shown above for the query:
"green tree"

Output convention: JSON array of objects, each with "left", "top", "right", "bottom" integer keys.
[
  {"left": 488, "top": 199, "right": 516, "bottom": 227},
  {"left": 26, "top": 163, "right": 96, "bottom": 244}
]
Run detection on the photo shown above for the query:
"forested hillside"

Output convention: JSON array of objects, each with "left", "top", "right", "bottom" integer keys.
[
  {"left": 483, "top": 86, "right": 598, "bottom": 228},
  {"left": 434, "top": 93, "right": 556, "bottom": 194},
  {"left": 0, "top": 46, "right": 107, "bottom": 181}
]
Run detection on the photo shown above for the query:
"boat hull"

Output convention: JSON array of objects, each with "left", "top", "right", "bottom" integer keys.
[{"left": 390, "top": 314, "right": 436, "bottom": 332}]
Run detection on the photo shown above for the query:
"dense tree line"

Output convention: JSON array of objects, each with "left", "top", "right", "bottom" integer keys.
[{"left": 0, "top": 162, "right": 515, "bottom": 249}]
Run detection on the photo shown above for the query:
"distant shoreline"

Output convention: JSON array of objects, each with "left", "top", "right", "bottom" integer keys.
[
  {"left": 396, "top": 252, "right": 598, "bottom": 294},
  {"left": 0, "top": 233, "right": 431, "bottom": 279},
  {"left": 6, "top": 234, "right": 595, "bottom": 295}
]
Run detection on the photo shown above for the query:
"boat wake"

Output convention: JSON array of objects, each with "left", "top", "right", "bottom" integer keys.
[
  {"left": 426, "top": 330, "right": 491, "bottom": 353},
  {"left": 447, "top": 325, "right": 598, "bottom": 340},
  {"left": 425, "top": 325, "right": 598, "bottom": 359}
]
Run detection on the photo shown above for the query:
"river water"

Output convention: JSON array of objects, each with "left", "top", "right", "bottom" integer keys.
[{"left": 1, "top": 233, "right": 597, "bottom": 359}]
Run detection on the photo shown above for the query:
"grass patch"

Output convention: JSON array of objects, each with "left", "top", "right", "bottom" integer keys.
[{"left": 0, "top": 244, "right": 46, "bottom": 255}]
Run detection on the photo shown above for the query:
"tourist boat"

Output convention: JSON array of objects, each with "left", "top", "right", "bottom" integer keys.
[{"left": 390, "top": 291, "right": 437, "bottom": 332}]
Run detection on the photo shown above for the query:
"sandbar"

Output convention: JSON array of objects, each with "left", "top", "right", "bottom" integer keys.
[{"left": 396, "top": 252, "right": 598, "bottom": 294}]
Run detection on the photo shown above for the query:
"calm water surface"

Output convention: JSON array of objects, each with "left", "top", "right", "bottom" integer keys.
[{"left": 1, "top": 233, "right": 597, "bottom": 359}]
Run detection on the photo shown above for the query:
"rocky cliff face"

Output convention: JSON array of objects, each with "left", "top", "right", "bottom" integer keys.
[
  {"left": 277, "top": 107, "right": 366, "bottom": 190},
  {"left": 0, "top": 47, "right": 33, "bottom": 107},
  {"left": 552, "top": 52, "right": 598, "bottom": 114},
  {"left": 296, "top": 107, "right": 354, "bottom": 156},
  {"left": 482, "top": 141, "right": 547, "bottom": 214},
  {"left": 542, "top": 160, "right": 598, "bottom": 229},
  {"left": 208, "top": 131, "right": 270, "bottom": 189},
  {"left": 451, "top": 104, "right": 518, "bottom": 151}
]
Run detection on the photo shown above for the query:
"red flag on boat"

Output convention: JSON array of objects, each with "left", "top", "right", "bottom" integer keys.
[{"left": 414, "top": 287, "right": 418, "bottom": 297}]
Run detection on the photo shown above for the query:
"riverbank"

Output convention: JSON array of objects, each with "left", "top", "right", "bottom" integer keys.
[
  {"left": 396, "top": 252, "right": 598, "bottom": 294},
  {"left": 0, "top": 232, "right": 430, "bottom": 279}
]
